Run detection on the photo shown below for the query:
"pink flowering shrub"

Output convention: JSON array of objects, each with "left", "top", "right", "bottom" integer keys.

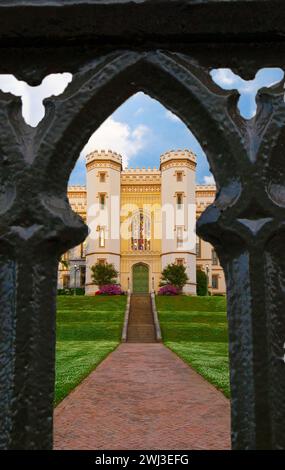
[
  {"left": 98, "top": 284, "right": 122, "bottom": 295},
  {"left": 158, "top": 284, "right": 179, "bottom": 296}
]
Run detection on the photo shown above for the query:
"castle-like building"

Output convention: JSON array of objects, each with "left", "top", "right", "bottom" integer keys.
[{"left": 58, "top": 149, "right": 226, "bottom": 295}]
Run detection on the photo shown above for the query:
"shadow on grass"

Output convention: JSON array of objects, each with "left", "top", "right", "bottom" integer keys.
[
  {"left": 156, "top": 295, "right": 230, "bottom": 398},
  {"left": 55, "top": 296, "right": 126, "bottom": 405}
]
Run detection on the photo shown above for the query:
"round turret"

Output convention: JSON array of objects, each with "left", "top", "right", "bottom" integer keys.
[
  {"left": 160, "top": 149, "right": 196, "bottom": 170},
  {"left": 86, "top": 149, "right": 122, "bottom": 171},
  {"left": 85, "top": 149, "right": 122, "bottom": 295},
  {"left": 160, "top": 148, "right": 197, "bottom": 295}
]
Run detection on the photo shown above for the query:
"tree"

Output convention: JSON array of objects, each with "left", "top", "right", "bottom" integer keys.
[
  {"left": 91, "top": 262, "right": 118, "bottom": 287},
  {"left": 196, "top": 269, "right": 208, "bottom": 296},
  {"left": 160, "top": 263, "right": 188, "bottom": 291}
]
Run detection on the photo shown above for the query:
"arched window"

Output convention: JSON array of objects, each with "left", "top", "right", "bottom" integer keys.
[{"left": 131, "top": 211, "right": 151, "bottom": 251}]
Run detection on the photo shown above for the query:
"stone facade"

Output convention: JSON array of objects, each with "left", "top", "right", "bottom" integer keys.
[
  {"left": 58, "top": 149, "right": 226, "bottom": 295},
  {"left": 196, "top": 185, "right": 227, "bottom": 295}
]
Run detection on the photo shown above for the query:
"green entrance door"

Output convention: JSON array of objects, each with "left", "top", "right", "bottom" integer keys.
[{"left": 132, "top": 264, "right": 149, "bottom": 293}]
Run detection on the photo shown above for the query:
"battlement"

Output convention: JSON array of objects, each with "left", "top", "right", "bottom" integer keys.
[
  {"left": 121, "top": 167, "right": 161, "bottom": 186},
  {"left": 160, "top": 149, "right": 197, "bottom": 167},
  {"left": 196, "top": 184, "right": 216, "bottom": 191},
  {"left": 122, "top": 167, "right": 159, "bottom": 174},
  {"left": 68, "top": 185, "right": 87, "bottom": 192},
  {"left": 86, "top": 149, "right": 123, "bottom": 166}
]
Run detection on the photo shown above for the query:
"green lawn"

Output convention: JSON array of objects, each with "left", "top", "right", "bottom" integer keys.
[
  {"left": 156, "top": 295, "right": 230, "bottom": 397},
  {"left": 55, "top": 296, "right": 126, "bottom": 405}
]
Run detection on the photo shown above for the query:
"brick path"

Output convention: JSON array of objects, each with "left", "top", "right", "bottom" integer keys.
[{"left": 54, "top": 344, "right": 230, "bottom": 449}]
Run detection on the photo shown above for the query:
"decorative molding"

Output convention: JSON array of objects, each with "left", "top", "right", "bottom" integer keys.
[
  {"left": 86, "top": 160, "right": 122, "bottom": 172},
  {"left": 161, "top": 251, "right": 196, "bottom": 257},
  {"left": 121, "top": 185, "right": 161, "bottom": 193},
  {"left": 196, "top": 191, "right": 216, "bottom": 198},
  {"left": 85, "top": 252, "right": 121, "bottom": 257},
  {"left": 160, "top": 159, "right": 196, "bottom": 171},
  {"left": 196, "top": 184, "right": 216, "bottom": 190}
]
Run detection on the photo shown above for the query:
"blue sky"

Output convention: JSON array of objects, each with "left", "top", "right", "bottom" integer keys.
[
  {"left": 0, "top": 67, "right": 283, "bottom": 186},
  {"left": 74, "top": 92, "right": 212, "bottom": 185},
  {"left": 71, "top": 67, "right": 284, "bottom": 186}
]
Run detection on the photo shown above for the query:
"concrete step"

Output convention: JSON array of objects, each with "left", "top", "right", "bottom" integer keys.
[{"left": 127, "top": 294, "right": 156, "bottom": 343}]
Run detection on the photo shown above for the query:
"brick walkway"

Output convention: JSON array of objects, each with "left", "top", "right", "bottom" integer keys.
[{"left": 54, "top": 344, "right": 231, "bottom": 450}]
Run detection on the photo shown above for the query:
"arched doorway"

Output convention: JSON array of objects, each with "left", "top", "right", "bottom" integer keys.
[{"left": 132, "top": 263, "right": 149, "bottom": 293}]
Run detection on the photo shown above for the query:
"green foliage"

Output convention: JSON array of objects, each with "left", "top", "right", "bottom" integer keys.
[
  {"left": 91, "top": 262, "right": 118, "bottom": 287},
  {"left": 57, "top": 287, "right": 85, "bottom": 296},
  {"left": 160, "top": 263, "right": 188, "bottom": 290},
  {"left": 55, "top": 296, "right": 126, "bottom": 405},
  {"left": 196, "top": 269, "right": 208, "bottom": 296},
  {"left": 156, "top": 295, "right": 230, "bottom": 397}
]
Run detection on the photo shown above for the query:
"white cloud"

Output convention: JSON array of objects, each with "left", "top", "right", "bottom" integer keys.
[
  {"left": 165, "top": 110, "right": 180, "bottom": 122},
  {"left": 0, "top": 73, "right": 72, "bottom": 127},
  {"left": 80, "top": 117, "right": 150, "bottom": 168},
  {"left": 210, "top": 69, "right": 240, "bottom": 88},
  {"left": 203, "top": 175, "right": 215, "bottom": 185}
]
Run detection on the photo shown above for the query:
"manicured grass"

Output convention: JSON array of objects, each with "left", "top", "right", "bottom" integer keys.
[
  {"left": 55, "top": 296, "right": 126, "bottom": 405},
  {"left": 156, "top": 295, "right": 230, "bottom": 398}
]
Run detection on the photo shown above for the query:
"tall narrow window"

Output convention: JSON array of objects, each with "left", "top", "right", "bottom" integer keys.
[
  {"left": 99, "top": 227, "right": 105, "bottom": 247},
  {"left": 212, "top": 249, "right": 218, "bottom": 265},
  {"left": 99, "top": 194, "right": 105, "bottom": 210},
  {"left": 63, "top": 274, "right": 70, "bottom": 289},
  {"left": 212, "top": 274, "right": 219, "bottom": 289},
  {"left": 177, "top": 193, "right": 183, "bottom": 209},
  {"left": 131, "top": 211, "right": 151, "bottom": 251},
  {"left": 80, "top": 266, "right": 86, "bottom": 287},
  {"left": 177, "top": 226, "right": 183, "bottom": 248},
  {"left": 196, "top": 237, "right": 201, "bottom": 258}
]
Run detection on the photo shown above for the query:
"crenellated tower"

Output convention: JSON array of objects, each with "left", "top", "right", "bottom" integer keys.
[
  {"left": 85, "top": 150, "right": 122, "bottom": 294},
  {"left": 160, "top": 149, "right": 197, "bottom": 294}
]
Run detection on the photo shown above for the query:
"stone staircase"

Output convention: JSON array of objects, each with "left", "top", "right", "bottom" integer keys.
[{"left": 127, "top": 294, "right": 156, "bottom": 343}]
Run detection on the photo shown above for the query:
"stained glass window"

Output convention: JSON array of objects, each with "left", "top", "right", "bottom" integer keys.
[{"left": 131, "top": 211, "right": 151, "bottom": 251}]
